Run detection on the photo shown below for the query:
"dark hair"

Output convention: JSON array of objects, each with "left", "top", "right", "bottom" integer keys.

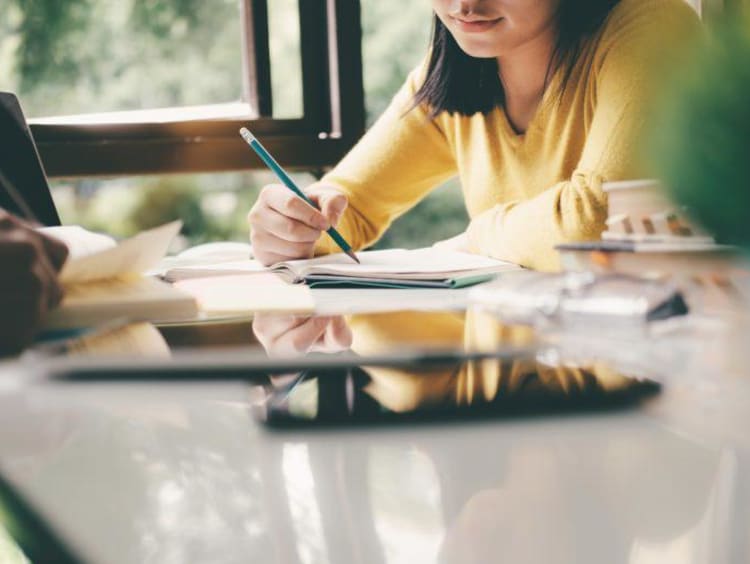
[{"left": 413, "top": 1, "right": 621, "bottom": 118}]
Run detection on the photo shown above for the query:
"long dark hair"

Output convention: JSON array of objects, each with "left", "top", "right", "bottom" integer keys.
[{"left": 413, "top": 0, "right": 621, "bottom": 117}]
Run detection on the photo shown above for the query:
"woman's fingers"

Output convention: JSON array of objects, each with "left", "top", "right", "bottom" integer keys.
[
  {"left": 262, "top": 185, "right": 330, "bottom": 231},
  {"left": 253, "top": 206, "right": 322, "bottom": 244},
  {"left": 253, "top": 315, "right": 331, "bottom": 357},
  {"left": 250, "top": 228, "right": 315, "bottom": 262},
  {"left": 309, "top": 189, "right": 348, "bottom": 227},
  {"left": 271, "top": 317, "right": 330, "bottom": 356},
  {"left": 252, "top": 315, "right": 309, "bottom": 352},
  {"left": 318, "top": 316, "right": 353, "bottom": 352},
  {"left": 247, "top": 183, "right": 349, "bottom": 264}
]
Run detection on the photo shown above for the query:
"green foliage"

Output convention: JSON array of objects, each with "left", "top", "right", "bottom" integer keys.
[
  {"left": 373, "top": 180, "right": 468, "bottom": 249},
  {"left": 126, "top": 174, "right": 268, "bottom": 244},
  {"left": 11, "top": 0, "right": 92, "bottom": 92},
  {"left": 360, "top": 1, "right": 468, "bottom": 246},
  {"left": 129, "top": 178, "right": 225, "bottom": 243},
  {"left": 0, "top": 0, "right": 242, "bottom": 116},
  {"left": 648, "top": 14, "right": 750, "bottom": 249},
  {"left": 361, "top": 1, "right": 433, "bottom": 123},
  {"left": 2, "top": 1, "right": 468, "bottom": 248}
]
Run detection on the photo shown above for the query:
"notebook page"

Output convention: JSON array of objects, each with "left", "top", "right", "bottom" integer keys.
[
  {"left": 39, "top": 225, "right": 117, "bottom": 259},
  {"left": 59, "top": 221, "right": 182, "bottom": 285},
  {"left": 161, "top": 259, "right": 266, "bottom": 282},
  {"left": 280, "top": 248, "right": 517, "bottom": 278}
]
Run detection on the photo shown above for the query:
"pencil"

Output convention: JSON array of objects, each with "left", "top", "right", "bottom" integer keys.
[{"left": 239, "top": 127, "right": 359, "bottom": 264}]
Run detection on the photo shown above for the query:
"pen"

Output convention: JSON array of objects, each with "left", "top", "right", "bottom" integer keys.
[{"left": 239, "top": 127, "right": 360, "bottom": 264}]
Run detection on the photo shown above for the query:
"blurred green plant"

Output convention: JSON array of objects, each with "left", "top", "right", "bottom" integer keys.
[
  {"left": 0, "top": 0, "right": 242, "bottom": 116},
  {"left": 373, "top": 181, "right": 468, "bottom": 249},
  {"left": 128, "top": 178, "right": 229, "bottom": 244},
  {"left": 649, "top": 12, "right": 750, "bottom": 250},
  {"left": 361, "top": 1, "right": 433, "bottom": 124},
  {"left": 3, "top": 1, "right": 468, "bottom": 249}
]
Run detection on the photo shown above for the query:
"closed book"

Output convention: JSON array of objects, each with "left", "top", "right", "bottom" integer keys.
[
  {"left": 602, "top": 180, "right": 712, "bottom": 242},
  {"left": 557, "top": 241, "right": 741, "bottom": 277}
]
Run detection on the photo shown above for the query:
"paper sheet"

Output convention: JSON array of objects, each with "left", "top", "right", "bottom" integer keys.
[
  {"left": 175, "top": 273, "right": 314, "bottom": 315},
  {"left": 39, "top": 225, "right": 117, "bottom": 259},
  {"left": 161, "top": 259, "right": 266, "bottom": 282},
  {"left": 276, "top": 248, "right": 521, "bottom": 282},
  {"left": 58, "top": 221, "right": 182, "bottom": 285},
  {"left": 294, "top": 248, "right": 511, "bottom": 274}
]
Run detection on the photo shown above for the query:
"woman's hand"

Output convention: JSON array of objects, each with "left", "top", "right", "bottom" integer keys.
[
  {"left": 0, "top": 210, "right": 69, "bottom": 354},
  {"left": 247, "top": 184, "right": 348, "bottom": 266},
  {"left": 252, "top": 315, "right": 353, "bottom": 358}
]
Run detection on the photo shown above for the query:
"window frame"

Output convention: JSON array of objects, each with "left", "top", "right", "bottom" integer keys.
[{"left": 29, "top": 0, "right": 365, "bottom": 178}]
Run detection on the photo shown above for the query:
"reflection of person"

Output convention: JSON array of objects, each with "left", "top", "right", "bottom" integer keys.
[
  {"left": 248, "top": 0, "right": 699, "bottom": 270},
  {"left": 436, "top": 428, "right": 724, "bottom": 564},
  {"left": 252, "top": 310, "right": 642, "bottom": 411},
  {"left": 343, "top": 310, "right": 639, "bottom": 411},
  {"left": 252, "top": 314, "right": 353, "bottom": 357},
  {"left": 0, "top": 209, "right": 68, "bottom": 353}
]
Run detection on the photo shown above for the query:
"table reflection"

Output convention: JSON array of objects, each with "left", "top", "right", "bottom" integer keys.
[
  {"left": 258, "top": 410, "right": 730, "bottom": 564},
  {"left": 30, "top": 322, "right": 171, "bottom": 359},
  {"left": 249, "top": 310, "right": 655, "bottom": 424}
]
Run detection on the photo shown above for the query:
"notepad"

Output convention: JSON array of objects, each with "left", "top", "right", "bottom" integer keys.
[
  {"left": 175, "top": 274, "right": 314, "bottom": 316},
  {"left": 273, "top": 248, "right": 521, "bottom": 288},
  {"left": 43, "top": 222, "right": 199, "bottom": 329},
  {"left": 162, "top": 259, "right": 266, "bottom": 282}
]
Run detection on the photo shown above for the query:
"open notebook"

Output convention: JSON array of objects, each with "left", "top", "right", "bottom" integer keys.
[
  {"left": 40, "top": 222, "right": 198, "bottom": 329},
  {"left": 166, "top": 248, "right": 521, "bottom": 288}
]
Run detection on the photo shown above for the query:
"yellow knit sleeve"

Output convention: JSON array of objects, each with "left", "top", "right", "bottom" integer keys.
[
  {"left": 314, "top": 65, "right": 457, "bottom": 255},
  {"left": 466, "top": 0, "right": 702, "bottom": 271}
]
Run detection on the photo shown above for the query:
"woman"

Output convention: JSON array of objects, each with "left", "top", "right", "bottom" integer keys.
[{"left": 248, "top": 0, "right": 700, "bottom": 271}]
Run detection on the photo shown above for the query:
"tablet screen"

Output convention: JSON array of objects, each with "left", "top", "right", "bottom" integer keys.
[
  {"left": 243, "top": 309, "right": 659, "bottom": 427},
  {"left": 45, "top": 309, "right": 659, "bottom": 427},
  {"left": 249, "top": 352, "right": 658, "bottom": 428}
]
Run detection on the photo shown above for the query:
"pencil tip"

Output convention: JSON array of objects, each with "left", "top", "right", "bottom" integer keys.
[{"left": 346, "top": 249, "right": 360, "bottom": 264}]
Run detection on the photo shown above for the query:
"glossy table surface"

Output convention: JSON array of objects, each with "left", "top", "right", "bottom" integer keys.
[{"left": 0, "top": 290, "right": 748, "bottom": 564}]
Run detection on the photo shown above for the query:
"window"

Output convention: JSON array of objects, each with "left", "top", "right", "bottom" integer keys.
[
  {"left": 2, "top": 0, "right": 467, "bottom": 249},
  {"left": 0, "top": 0, "right": 365, "bottom": 177}
]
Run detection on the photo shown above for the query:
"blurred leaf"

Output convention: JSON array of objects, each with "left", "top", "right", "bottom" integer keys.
[{"left": 648, "top": 14, "right": 750, "bottom": 249}]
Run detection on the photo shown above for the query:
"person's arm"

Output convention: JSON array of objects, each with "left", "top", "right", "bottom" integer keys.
[
  {"left": 313, "top": 65, "right": 458, "bottom": 255},
  {"left": 466, "top": 2, "right": 702, "bottom": 271},
  {"left": 0, "top": 210, "right": 68, "bottom": 354},
  {"left": 247, "top": 63, "right": 456, "bottom": 265}
]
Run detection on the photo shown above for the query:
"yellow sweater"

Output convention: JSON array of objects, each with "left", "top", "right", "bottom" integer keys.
[{"left": 317, "top": 0, "right": 701, "bottom": 271}]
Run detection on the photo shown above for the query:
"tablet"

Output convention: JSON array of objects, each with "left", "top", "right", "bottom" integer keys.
[
  {"left": 43, "top": 309, "right": 658, "bottom": 429},
  {"left": 249, "top": 353, "right": 659, "bottom": 428}
]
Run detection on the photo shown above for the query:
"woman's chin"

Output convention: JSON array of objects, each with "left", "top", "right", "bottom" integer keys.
[{"left": 454, "top": 39, "right": 502, "bottom": 60}]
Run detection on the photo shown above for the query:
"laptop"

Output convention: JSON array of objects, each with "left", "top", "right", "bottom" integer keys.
[{"left": 0, "top": 92, "right": 61, "bottom": 226}]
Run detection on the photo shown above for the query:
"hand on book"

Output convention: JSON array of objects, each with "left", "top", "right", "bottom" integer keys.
[
  {"left": 247, "top": 184, "right": 348, "bottom": 266},
  {"left": 252, "top": 314, "right": 352, "bottom": 358},
  {"left": 0, "top": 210, "right": 69, "bottom": 353}
]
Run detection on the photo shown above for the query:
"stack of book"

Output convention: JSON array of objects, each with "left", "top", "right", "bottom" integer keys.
[{"left": 556, "top": 179, "right": 748, "bottom": 311}]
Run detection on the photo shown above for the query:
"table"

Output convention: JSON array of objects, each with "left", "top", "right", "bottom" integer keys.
[{"left": 0, "top": 295, "right": 748, "bottom": 564}]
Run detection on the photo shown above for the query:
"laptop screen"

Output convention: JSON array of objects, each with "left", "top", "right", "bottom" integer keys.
[{"left": 0, "top": 93, "right": 60, "bottom": 226}]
